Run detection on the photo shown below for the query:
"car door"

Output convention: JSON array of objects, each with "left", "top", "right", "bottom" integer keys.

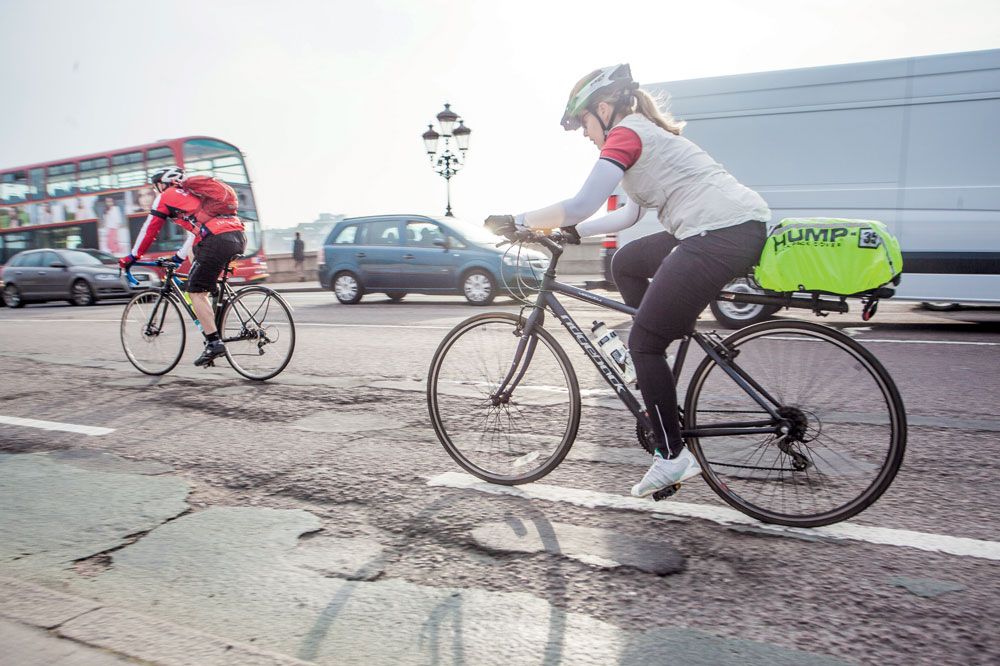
[
  {"left": 400, "top": 220, "right": 462, "bottom": 290},
  {"left": 11, "top": 251, "right": 44, "bottom": 298},
  {"left": 353, "top": 218, "right": 403, "bottom": 289},
  {"left": 36, "top": 251, "right": 69, "bottom": 297}
]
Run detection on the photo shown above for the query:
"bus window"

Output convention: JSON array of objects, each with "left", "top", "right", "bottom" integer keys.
[
  {"left": 47, "top": 163, "right": 77, "bottom": 198},
  {"left": 112, "top": 151, "right": 145, "bottom": 189},
  {"left": 78, "top": 158, "right": 111, "bottom": 193},
  {"left": 1, "top": 232, "right": 31, "bottom": 264},
  {"left": 29, "top": 168, "right": 45, "bottom": 200},
  {"left": 1, "top": 171, "right": 30, "bottom": 203},
  {"left": 146, "top": 146, "right": 177, "bottom": 179},
  {"left": 183, "top": 139, "right": 250, "bottom": 184}
]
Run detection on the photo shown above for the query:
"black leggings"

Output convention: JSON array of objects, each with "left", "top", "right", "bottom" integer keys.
[{"left": 611, "top": 221, "right": 766, "bottom": 457}]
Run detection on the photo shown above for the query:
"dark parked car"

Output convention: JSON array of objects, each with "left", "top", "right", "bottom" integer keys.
[
  {"left": 1, "top": 248, "right": 159, "bottom": 308},
  {"left": 317, "top": 215, "right": 549, "bottom": 305}
]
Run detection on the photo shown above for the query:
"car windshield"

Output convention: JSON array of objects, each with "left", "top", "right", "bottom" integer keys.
[
  {"left": 79, "top": 249, "right": 115, "bottom": 264},
  {"left": 62, "top": 250, "right": 104, "bottom": 266},
  {"left": 438, "top": 218, "right": 503, "bottom": 245}
]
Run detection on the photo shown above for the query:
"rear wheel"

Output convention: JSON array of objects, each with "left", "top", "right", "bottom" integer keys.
[
  {"left": 332, "top": 271, "right": 364, "bottom": 304},
  {"left": 3, "top": 284, "right": 24, "bottom": 308},
  {"left": 220, "top": 286, "right": 296, "bottom": 380},
  {"left": 711, "top": 278, "right": 779, "bottom": 329},
  {"left": 684, "top": 319, "right": 906, "bottom": 527},
  {"left": 121, "top": 292, "right": 186, "bottom": 375},
  {"left": 428, "top": 312, "right": 581, "bottom": 484}
]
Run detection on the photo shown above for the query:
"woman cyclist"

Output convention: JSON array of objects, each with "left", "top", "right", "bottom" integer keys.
[{"left": 486, "top": 63, "right": 771, "bottom": 498}]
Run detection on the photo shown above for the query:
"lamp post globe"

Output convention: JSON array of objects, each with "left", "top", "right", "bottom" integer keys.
[{"left": 422, "top": 103, "right": 471, "bottom": 217}]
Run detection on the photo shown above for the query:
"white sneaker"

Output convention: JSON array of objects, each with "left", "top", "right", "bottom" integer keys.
[{"left": 631, "top": 448, "right": 703, "bottom": 498}]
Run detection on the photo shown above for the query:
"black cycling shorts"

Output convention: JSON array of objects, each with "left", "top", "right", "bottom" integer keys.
[{"left": 186, "top": 230, "right": 247, "bottom": 294}]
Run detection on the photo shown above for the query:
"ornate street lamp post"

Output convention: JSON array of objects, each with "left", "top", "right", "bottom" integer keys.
[{"left": 422, "top": 103, "right": 471, "bottom": 217}]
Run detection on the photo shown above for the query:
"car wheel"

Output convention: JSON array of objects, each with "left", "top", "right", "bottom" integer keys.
[
  {"left": 3, "top": 283, "right": 24, "bottom": 308},
  {"left": 70, "top": 279, "right": 96, "bottom": 306},
  {"left": 332, "top": 271, "right": 364, "bottom": 304},
  {"left": 710, "top": 278, "right": 780, "bottom": 329},
  {"left": 463, "top": 269, "right": 496, "bottom": 306},
  {"left": 385, "top": 291, "right": 407, "bottom": 302}
]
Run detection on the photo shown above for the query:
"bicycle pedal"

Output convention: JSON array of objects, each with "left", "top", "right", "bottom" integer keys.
[{"left": 651, "top": 483, "right": 682, "bottom": 501}]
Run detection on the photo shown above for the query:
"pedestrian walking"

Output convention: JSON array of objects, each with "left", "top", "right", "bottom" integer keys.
[{"left": 292, "top": 232, "right": 306, "bottom": 281}]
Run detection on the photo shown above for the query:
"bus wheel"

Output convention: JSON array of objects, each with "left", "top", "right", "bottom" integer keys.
[{"left": 70, "top": 279, "right": 96, "bottom": 306}]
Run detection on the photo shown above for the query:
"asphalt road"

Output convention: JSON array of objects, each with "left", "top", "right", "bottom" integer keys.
[{"left": 0, "top": 291, "right": 998, "bottom": 665}]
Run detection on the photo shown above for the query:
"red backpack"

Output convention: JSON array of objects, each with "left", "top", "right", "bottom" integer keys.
[{"left": 182, "top": 176, "right": 239, "bottom": 218}]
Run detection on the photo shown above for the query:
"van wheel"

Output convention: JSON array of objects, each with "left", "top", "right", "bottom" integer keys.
[
  {"left": 332, "top": 271, "right": 364, "bottom": 304},
  {"left": 462, "top": 270, "right": 496, "bottom": 305},
  {"left": 385, "top": 291, "right": 406, "bottom": 302},
  {"left": 3, "top": 284, "right": 24, "bottom": 308},
  {"left": 711, "top": 278, "right": 779, "bottom": 329}
]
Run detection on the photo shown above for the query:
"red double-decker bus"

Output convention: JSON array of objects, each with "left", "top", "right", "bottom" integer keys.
[{"left": 0, "top": 136, "right": 268, "bottom": 282}]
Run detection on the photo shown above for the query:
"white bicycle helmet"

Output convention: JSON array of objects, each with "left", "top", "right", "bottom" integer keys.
[
  {"left": 150, "top": 166, "right": 185, "bottom": 187},
  {"left": 561, "top": 63, "right": 637, "bottom": 132}
]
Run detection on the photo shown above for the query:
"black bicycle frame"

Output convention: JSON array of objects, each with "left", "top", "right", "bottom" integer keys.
[
  {"left": 132, "top": 262, "right": 235, "bottom": 333},
  {"left": 496, "top": 237, "right": 789, "bottom": 440}
]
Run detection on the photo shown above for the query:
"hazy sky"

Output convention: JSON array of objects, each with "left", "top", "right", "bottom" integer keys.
[{"left": 2, "top": 0, "right": 999, "bottom": 230}]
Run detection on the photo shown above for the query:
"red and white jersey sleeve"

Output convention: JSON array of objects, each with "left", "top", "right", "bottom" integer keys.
[{"left": 600, "top": 126, "right": 642, "bottom": 171}]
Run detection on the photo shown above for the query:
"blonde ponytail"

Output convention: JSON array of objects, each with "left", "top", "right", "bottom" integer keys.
[{"left": 632, "top": 89, "right": 685, "bottom": 135}]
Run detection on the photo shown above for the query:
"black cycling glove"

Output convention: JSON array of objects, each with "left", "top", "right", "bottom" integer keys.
[
  {"left": 559, "top": 225, "right": 581, "bottom": 245},
  {"left": 484, "top": 214, "right": 517, "bottom": 238}
]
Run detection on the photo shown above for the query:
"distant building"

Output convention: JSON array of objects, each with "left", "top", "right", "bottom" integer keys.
[{"left": 264, "top": 213, "right": 344, "bottom": 254}]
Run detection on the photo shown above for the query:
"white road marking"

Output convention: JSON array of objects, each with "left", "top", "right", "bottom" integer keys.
[
  {"left": 0, "top": 415, "right": 114, "bottom": 437},
  {"left": 428, "top": 471, "right": 1000, "bottom": 561},
  {"left": 1, "top": 318, "right": 996, "bottom": 345}
]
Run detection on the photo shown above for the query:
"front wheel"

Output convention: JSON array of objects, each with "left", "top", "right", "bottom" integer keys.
[
  {"left": 220, "top": 286, "right": 296, "bottom": 380},
  {"left": 684, "top": 319, "right": 906, "bottom": 527},
  {"left": 70, "top": 279, "right": 95, "bottom": 306},
  {"left": 428, "top": 312, "right": 581, "bottom": 484},
  {"left": 462, "top": 270, "right": 496, "bottom": 305},
  {"left": 121, "top": 291, "right": 186, "bottom": 375}
]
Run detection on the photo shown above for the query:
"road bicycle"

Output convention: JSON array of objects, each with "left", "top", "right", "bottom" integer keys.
[
  {"left": 427, "top": 229, "right": 906, "bottom": 527},
  {"left": 120, "top": 258, "right": 295, "bottom": 380}
]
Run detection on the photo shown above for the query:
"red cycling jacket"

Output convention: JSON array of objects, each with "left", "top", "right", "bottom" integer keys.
[{"left": 130, "top": 185, "right": 244, "bottom": 259}]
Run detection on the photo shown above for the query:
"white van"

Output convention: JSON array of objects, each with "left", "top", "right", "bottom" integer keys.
[{"left": 610, "top": 48, "right": 1000, "bottom": 327}]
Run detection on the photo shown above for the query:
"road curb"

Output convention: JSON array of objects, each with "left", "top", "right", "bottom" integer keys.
[{"left": 0, "top": 576, "right": 310, "bottom": 666}]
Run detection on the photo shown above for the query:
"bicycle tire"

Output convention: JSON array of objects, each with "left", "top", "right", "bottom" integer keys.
[
  {"left": 427, "top": 312, "right": 581, "bottom": 484},
  {"left": 219, "top": 286, "right": 296, "bottom": 381},
  {"left": 121, "top": 291, "right": 186, "bottom": 376},
  {"left": 684, "top": 319, "right": 906, "bottom": 527}
]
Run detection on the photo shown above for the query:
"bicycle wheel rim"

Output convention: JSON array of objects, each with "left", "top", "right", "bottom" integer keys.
[
  {"left": 428, "top": 313, "right": 581, "bottom": 484},
  {"left": 120, "top": 292, "right": 186, "bottom": 375},
  {"left": 685, "top": 320, "right": 905, "bottom": 527},
  {"left": 220, "top": 287, "right": 295, "bottom": 380}
]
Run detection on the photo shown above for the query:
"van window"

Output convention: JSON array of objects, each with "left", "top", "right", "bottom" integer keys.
[
  {"left": 404, "top": 221, "right": 445, "bottom": 247},
  {"left": 333, "top": 225, "right": 358, "bottom": 244},
  {"left": 361, "top": 219, "right": 400, "bottom": 246}
]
